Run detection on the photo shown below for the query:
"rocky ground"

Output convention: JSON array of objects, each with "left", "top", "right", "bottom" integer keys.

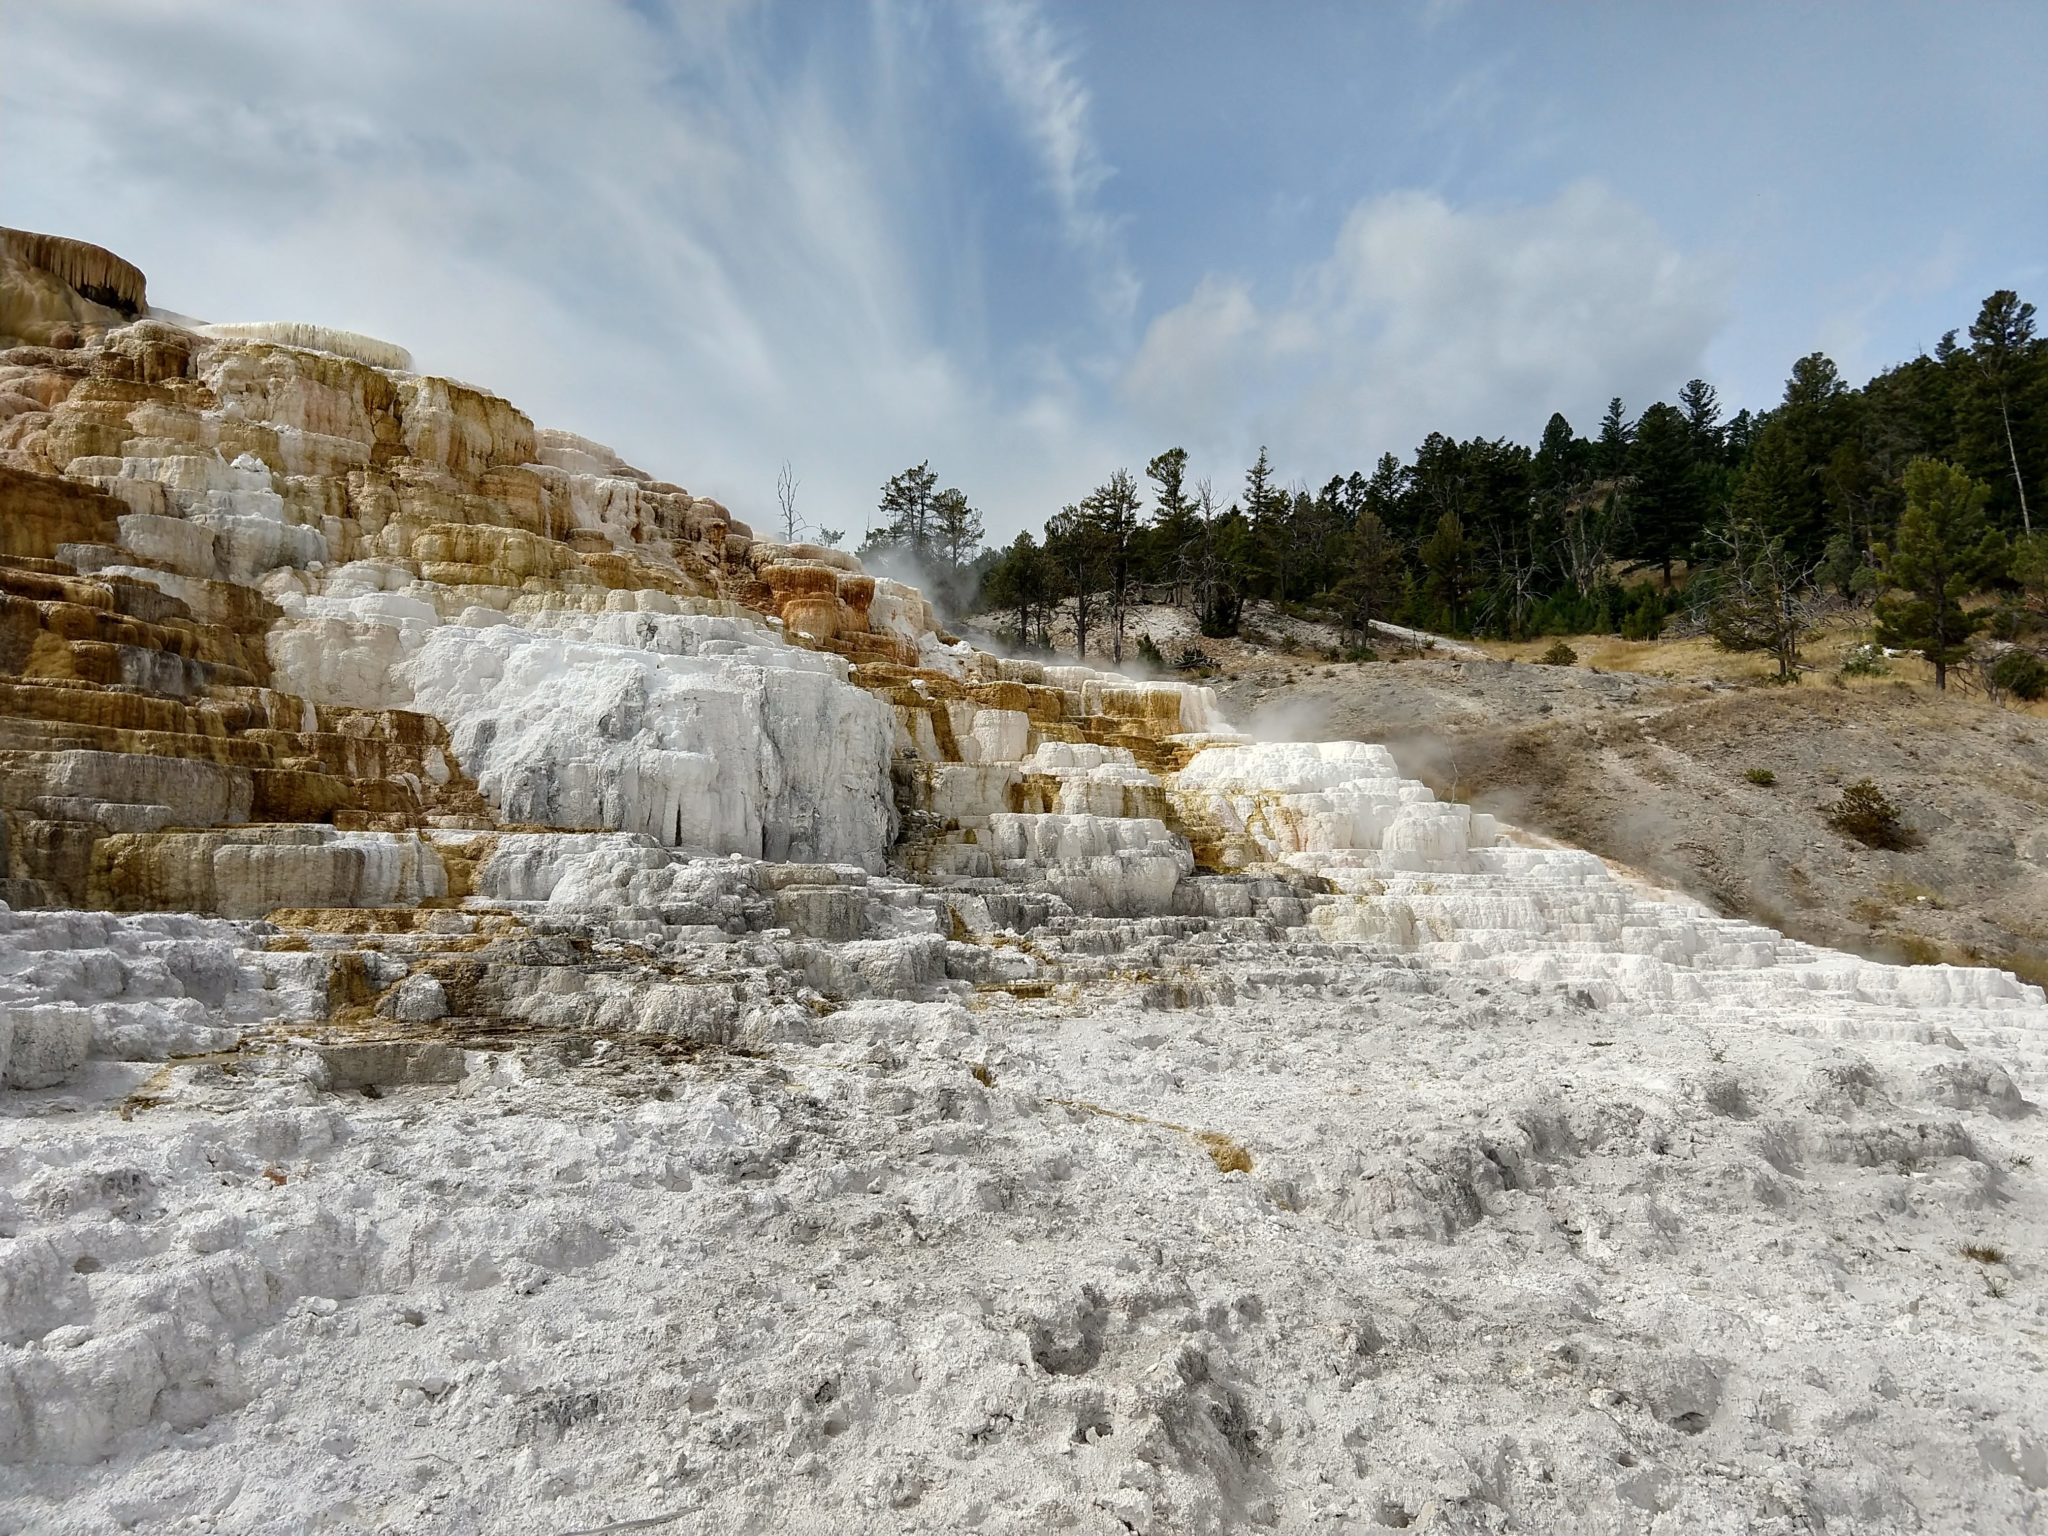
[
  {"left": 6, "top": 908, "right": 2047, "bottom": 1535},
  {"left": 1218, "top": 654, "right": 2048, "bottom": 988}
]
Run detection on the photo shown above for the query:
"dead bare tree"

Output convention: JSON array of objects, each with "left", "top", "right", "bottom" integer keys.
[
  {"left": 1704, "top": 519, "right": 1824, "bottom": 681},
  {"left": 776, "top": 460, "right": 801, "bottom": 544},
  {"left": 1556, "top": 488, "right": 1624, "bottom": 599}
]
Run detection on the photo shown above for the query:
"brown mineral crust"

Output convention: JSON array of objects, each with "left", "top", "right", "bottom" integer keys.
[
  {"left": 1, "top": 235, "right": 1225, "bottom": 921},
  {"left": 0, "top": 466, "right": 124, "bottom": 558},
  {"left": 1, "top": 228, "right": 148, "bottom": 317}
]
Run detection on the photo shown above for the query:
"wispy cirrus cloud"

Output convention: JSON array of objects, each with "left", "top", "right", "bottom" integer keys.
[
  {"left": 969, "top": 0, "right": 1139, "bottom": 327},
  {"left": 0, "top": 0, "right": 1129, "bottom": 538}
]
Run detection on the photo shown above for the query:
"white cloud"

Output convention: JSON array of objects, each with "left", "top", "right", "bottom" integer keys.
[
  {"left": 1123, "top": 182, "right": 1729, "bottom": 479},
  {"left": 0, "top": 0, "right": 1124, "bottom": 540}
]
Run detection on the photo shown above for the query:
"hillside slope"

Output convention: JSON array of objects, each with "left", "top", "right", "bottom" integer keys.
[{"left": 1221, "top": 655, "right": 2048, "bottom": 986}]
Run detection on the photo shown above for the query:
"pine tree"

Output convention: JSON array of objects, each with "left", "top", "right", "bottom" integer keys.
[
  {"left": 1678, "top": 378, "right": 1723, "bottom": 460},
  {"left": 1724, "top": 408, "right": 1758, "bottom": 465},
  {"left": 1145, "top": 448, "right": 1199, "bottom": 605},
  {"left": 875, "top": 461, "right": 940, "bottom": 559},
  {"left": 1363, "top": 452, "right": 1408, "bottom": 539},
  {"left": 1965, "top": 290, "right": 2038, "bottom": 535},
  {"left": 1770, "top": 353, "right": 1855, "bottom": 562},
  {"left": 1874, "top": 458, "right": 2005, "bottom": 689},
  {"left": 1596, "top": 397, "right": 1634, "bottom": 482},
  {"left": 1044, "top": 504, "right": 1103, "bottom": 661},
  {"left": 928, "top": 486, "right": 984, "bottom": 613},
  {"left": 932, "top": 488, "right": 983, "bottom": 576},
  {"left": 1419, "top": 511, "right": 1473, "bottom": 631},
  {"left": 1335, "top": 509, "right": 1400, "bottom": 640},
  {"left": 1081, "top": 469, "right": 1143, "bottom": 662},
  {"left": 1242, "top": 446, "right": 1292, "bottom": 600},
  {"left": 1630, "top": 402, "right": 1704, "bottom": 586},
  {"left": 982, "top": 532, "right": 1050, "bottom": 649},
  {"left": 2011, "top": 530, "right": 2048, "bottom": 612},
  {"left": 1534, "top": 412, "right": 1584, "bottom": 499},
  {"left": 1731, "top": 420, "right": 1804, "bottom": 545}
]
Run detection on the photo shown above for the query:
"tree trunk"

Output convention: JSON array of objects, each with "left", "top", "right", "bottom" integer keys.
[{"left": 2001, "top": 394, "right": 2032, "bottom": 536}]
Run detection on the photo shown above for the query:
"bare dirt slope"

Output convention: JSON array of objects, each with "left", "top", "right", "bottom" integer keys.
[{"left": 1220, "top": 657, "right": 2048, "bottom": 984}]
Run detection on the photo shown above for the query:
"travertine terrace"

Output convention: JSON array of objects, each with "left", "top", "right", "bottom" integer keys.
[{"left": 3, "top": 229, "right": 2046, "bottom": 1534}]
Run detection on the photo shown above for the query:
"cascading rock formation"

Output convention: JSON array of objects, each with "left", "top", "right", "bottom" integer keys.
[{"left": 3, "top": 228, "right": 2046, "bottom": 1534}]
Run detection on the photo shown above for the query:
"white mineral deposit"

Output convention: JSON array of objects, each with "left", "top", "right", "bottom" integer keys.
[{"left": 2, "top": 226, "right": 2044, "bottom": 1536}]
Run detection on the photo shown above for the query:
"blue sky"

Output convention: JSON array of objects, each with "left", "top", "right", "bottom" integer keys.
[{"left": 5, "top": 0, "right": 2044, "bottom": 542}]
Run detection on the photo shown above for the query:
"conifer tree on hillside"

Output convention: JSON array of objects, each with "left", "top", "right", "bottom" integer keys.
[
  {"left": 1630, "top": 402, "right": 1705, "bottom": 586},
  {"left": 873, "top": 461, "right": 940, "bottom": 559},
  {"left": 1081, "top": 469, "right": 1143, "bottom": 662},
  {"left": 1336, "top": 508, "right": 1401, "bottom": 640},
  {"left": 1965, "top": 289, "right": 2039, "bottom": 535},
  {"left": 1144, "top": 448, "right": 1199, "bottom": 603},
  {"left": 1596, "top": 397, "right": 1634, "bottom": 483},
  {"left": 1723, "top": 407, "right": 1759, "bottom": 464},
  {"left": 2011, "top": 529, "right": 2048, "bottom": 613},
  {"left": 1875, "top": 458, "right": 2005, "bottom": 689},
  {"left": 933, "top": 488, "right": 983, "bottom": 576},
  {"left": 1771, "top": 353, "right": 1856, "bottom": 562},
  {"left": 1678, "top": 378, "right": 1724, "bottom": 460},
  {"left": 1731, "top": 419, "right": 1806, "bottom": 550},
  {"left": 982, "top": 531, "right": 1051, "bottom": 649},
  {"left": 1362, "top": 452, "right": 1408, "bottom": 539},
  {"left": 1420, "top": 510, "right": 1474, "bottom": 631},
  {"left": 930, "top": 487, "right": 984, "bottom": 612},
  {"left": 1044, "top": 503, "right": 1103, "bottom": 660},
  {"left": 1241, "top": 446, "right": 1293, "bottom": 601}
]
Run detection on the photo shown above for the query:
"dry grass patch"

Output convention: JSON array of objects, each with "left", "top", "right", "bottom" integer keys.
[
  {"left": 1050, "top": 1097, "right": 1255, "bottom": 1176},
  {"left": 1195, "top": 1131, "right": 1254, "bottom": 1174}
]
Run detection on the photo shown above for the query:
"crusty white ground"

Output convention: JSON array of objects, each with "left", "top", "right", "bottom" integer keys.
[{"left": 6, "top": 946, "right": 2044, "bottom": 1534}]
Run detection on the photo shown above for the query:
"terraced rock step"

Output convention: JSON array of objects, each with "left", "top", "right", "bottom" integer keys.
[{"left": 4, "top": 228, "right": 2046, "bottom": 1533}]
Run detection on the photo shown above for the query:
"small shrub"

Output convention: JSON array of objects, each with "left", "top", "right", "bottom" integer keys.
[
  {"left": 968, "top": 1062, "right": 995, "bottom": 1088},
  {"left": 1343, "top": 644, "right": 1378, "bottom": 663},
  {"left": 1888, "top": 933, "right": 1943, "bottom": 966},
  {"left": 1539, "top": 639, "right": 1578, "bottom": 667},
  {"left": 1987, "top": 605, "right": 2046, "bottom": 641},
  {"left": 1744, "top": 767, "right": 1777, "bottom": 786},
  {"left": 1826, "top": 779, "right": 1920, "bottom": 851},
  {"left": 1134, "top": 633, "right": 1166, "bottom": 669},
  {"left": 1991, "top": 649, "right": 2048, "bottom": 701},
  {"left": 1839, "top": 644, "right": 1889, "bottom": 679},
  {"left": 1961, "top": 1243, "right": 2006, "bottom": 1265}
]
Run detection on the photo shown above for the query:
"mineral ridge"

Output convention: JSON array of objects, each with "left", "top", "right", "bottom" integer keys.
[{"left": 3, "top": 228, "right": 2046, "bottom": 1534}]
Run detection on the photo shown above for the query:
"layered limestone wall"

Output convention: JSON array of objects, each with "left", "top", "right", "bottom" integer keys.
[
  {"left": 2, "top": 228, "right": 2043, "bottom": 1082},
  {"left": 0, "top": 241, "right": 1240, "bottom": 911}
]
